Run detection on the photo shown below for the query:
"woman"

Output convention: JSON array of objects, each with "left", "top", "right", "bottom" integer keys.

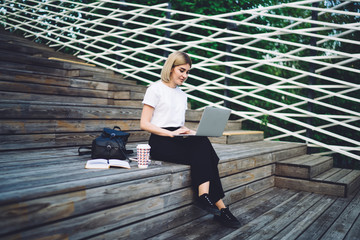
[{"left": 140, "top": 51, "right": 241, "bottom": 228}]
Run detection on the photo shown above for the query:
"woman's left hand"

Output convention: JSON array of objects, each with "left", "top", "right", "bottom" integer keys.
[{"left": 172, "top": 126, "right": 196, "bottom": 136}]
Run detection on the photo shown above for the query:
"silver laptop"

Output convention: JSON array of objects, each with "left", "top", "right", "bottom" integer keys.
[{"left": 176, "top": 107, "right": 231, "bottom": 137}]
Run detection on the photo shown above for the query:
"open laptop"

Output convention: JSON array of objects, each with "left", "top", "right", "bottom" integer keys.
[{"left": 175, "top": 107, "right": 231, "bottom": 137}]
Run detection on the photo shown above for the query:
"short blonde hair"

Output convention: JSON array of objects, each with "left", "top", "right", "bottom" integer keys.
[{"left": 161, "top": 51, "right": 192, "bottom": 83}]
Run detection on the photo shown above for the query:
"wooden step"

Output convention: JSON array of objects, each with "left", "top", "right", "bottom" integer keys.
[
  {"left": 0, "top": 131, "right": 150, "bottom": 151},
  {"left": 0, "top": 37, "right": 61, "bottom": 58},
  {"left": 210, "top": 130, "right": 264, "bottom": 144},
  {"left": 0, "top": 50, "right": 127, "bottom": 82},
  {"left": 274, "top": 154, "right": 360, "bottom": 197},
  {"left": 0, "top": 100, "right": 203, "bottom": 122},
  {"left": 0, "top": 81, "right": 131, "bottom": 100},
  {"left": 275, "top": 168, "right": 360, "bottom": 197},
  {"left": 0, "top": 101, "right": 241, "bottom": 150},
  {"left": 0, "top": 101, "right": 147, "bottom": 150},
  {"left": 0, "top": 141, "right": 306, "bottom": 239},
  {"left": 314, "top": 168, "right": 360, "bottom": 196},
  {"left": 0, "top": 90, "right": 142, "bottom": 106},
  {"left": 0, "top": 31, "right": 86, "bottom": 62},
  {"left": 276, "top": 155, "right": 333, "bottom": 179},
  {"left": 48, "top": 57, "right": 96, "bottom": 67},
  {"left": 0, "top": 68, "right": 141, "bottom": 90},
  {"left": 0, "top": 100, "right": 142, "bottom": 120},
  {"left": 0, "top": 59, "right": 71, "bottom": 77}
]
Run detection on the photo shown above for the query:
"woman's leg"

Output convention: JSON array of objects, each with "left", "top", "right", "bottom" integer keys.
[
  {"left": 187, "top": 137, "right": 225, "bottom": 203},
  {"left": 198, "top": 181, "right": 210, "bottom": 196}
]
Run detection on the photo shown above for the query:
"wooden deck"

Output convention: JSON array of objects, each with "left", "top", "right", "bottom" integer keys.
[
  {"left": 149, "top": 187, "right": 360, "bottom": 240},
  {"left": 1, "top": 141, "right": 359, "bottom": 240}
]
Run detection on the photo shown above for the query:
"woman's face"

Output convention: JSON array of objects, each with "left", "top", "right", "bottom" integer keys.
[{"left": 170, "top": 63, "right": 191, "bottom": 87}]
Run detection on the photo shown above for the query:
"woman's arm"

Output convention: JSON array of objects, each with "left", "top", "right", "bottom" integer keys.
[{"left": 140, "top": 104, "right": 191, "bottom": 137}]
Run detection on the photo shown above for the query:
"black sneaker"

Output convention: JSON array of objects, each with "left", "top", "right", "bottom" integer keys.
[
  {"left": 194, "top": 193, "right": 220, "bottom": 215},
  {"left": 214, "top": 207, "right": 241, "bottom": 228}
]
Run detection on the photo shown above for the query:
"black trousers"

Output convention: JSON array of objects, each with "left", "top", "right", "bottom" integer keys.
[{"left": 149, "top": 128, "right": 225, "bottom": 203}]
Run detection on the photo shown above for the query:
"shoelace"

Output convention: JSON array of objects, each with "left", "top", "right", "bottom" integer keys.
[
  {"left": 222, "top": 208, "right": 235, "bottom": 220},
  {"left": 203, "top": 195, "right": 214, "bottom": 206}
]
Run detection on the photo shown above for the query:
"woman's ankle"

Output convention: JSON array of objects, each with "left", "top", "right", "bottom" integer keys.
[{"left": 215, "top": 199, "right": 226, "bottom": 210}]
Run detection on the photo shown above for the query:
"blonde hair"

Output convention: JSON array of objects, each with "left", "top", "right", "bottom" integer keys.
[{"left": 161, "top": 51, "right": 192, "bottom": 83}]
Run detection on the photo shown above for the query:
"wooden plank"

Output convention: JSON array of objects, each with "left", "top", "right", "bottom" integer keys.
[
  {"left": 0, "top": 67, "right": 137, "bottom": 87},
  {"left": 224, "top": 176, "right": 275, "bottom": 206},
  {"left": 337, "top": 170, "right": 360, "bottom": 184},
  {"left": 276, "top": 155, "right": 332, "bottom": 179},
  {"left": 48, "top": 57, "right": 96, "bottom": 67},
  {"left": 309, "top": 156, "right": 333, "bottom": 178},
  {"left": 0, "top": 119, "right": 141, "bottom": 134},
  {"left": 0, "top": 91, "right": 111, "bottom": 105},
  {"left": 0, "top": 50, "right": 101, "bottom": 74},
  {"left": 222, "top": 165, "right": 274, "bottom": 192},
  {"left": 0, "top": 91, "right": 142, "bottom": 106},
  {"left": 0, "top": 172, "right": 274, "bottom": 239},
  {"left": 88, "top": 204, "right": 204, "bottom": 240},
  {"left": 0, "top": 147, "right": 79, "bottom": 162},
  {"left": 224, "top": 120, "right": 242, "bottom": 131},
  {"left": 129, "top": 90, "right": 145, "bottom": 100},
  {"left": 1, "top": 189, "right": 198, "bottom": 239},
  {"left": 0, "top": 161, "right": 189, "bottom": 205},
  {"left": 275, "top": 176, "right": 346, "bottom": 197},
  {"left": 290, "top": 154, "right": 321, "bottom": 165},
  {"left": 114, "top": 100, "right": 143, "bottom": 107},
  {"left": 215, "top": 141, "right": 306, "bottom": 164},
  {"left": 271, "top": 194, "right": 336, "bottom": 240},
  {"left": 185, "top": 109, "right": 203, "bottom": 121},
  {"left": 87, "top": 182, "right": 278, "bottom": 240},
  {"left": 296, "top": 189, "right": 358, "bottom": 240},
  {"left": 222, "top": 130, "right": 263, "bottom": 136},
  {"left": 0, "top": 146, "right": 275, "bottom": 194},
  {"left": 0, "top": 41, "right": 56, "bottom": 56},
  {"left": 0, "top": 173, "right": 192, "bottom": 237},
  {"left": 0, "top": 131, "right": 149, "bottom": 151},
  {"left": 218, "top": 152, "right": 273, "bottom": 177},
  {"left": 320, "top": 187, "right": 360, "bottom": 240},
  {"left": 303, "top": 155, "right": 333, "bottom": 167},
  {"left": 0, "top": 154, "right": 272, "bottom": 199},
  {"left": 325, "top": 169, "right": 353, "bottom": 182},
  {"left": 0, "top": 81, "right": 131, "bottom": 99},
  {"left": 147, "top": 185, "right": 284, "bottom": 240},
  {"left": 0, "top": 60, "right": 70, "bottom": 77},
  {"left": 246, "top": 193, "right": 331, "bottom": 240},
  {"left": 344, "top": 206, "right": 360, "bottom": 240},
  {"left": 210, "top": 130, "right": 264, "bottom": 144},
  {"left": 313, "top": 168, "right": 343, "bottom": 181},
  {"left": 0, "top": 101, "right": 189, "bottom": 121},
  {"left": 337, "top": 170, "right": 360, "bottom": 196},
  {"left": 219, "top": 191, "right": 313, "bottom": 240},
  {"left": 0, "top": 101, "right": 143, "bottom": 119},
  {"left": 275, "top": 162, "right": 310, "bottom": 179},
  {"left": 0, "top": 143, "right": 141, "bottom": 163},
  {"left": 276, "top": 154, "right": 310, "bottom": 164},
  {"left": 272, "top": 144, "right": 307, "bottom": 162}
]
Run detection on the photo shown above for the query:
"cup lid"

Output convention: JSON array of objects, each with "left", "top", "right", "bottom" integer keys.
[{"left": 137, "top": 144, "right": 151, "bottom": 149}]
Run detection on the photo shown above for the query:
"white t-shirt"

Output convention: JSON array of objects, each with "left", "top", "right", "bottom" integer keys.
[{"left": 142, "top": 81, "right": 187, "bottom": 128}]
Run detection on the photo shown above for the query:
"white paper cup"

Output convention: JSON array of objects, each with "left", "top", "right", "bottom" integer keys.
[{"left": 137, "top": 144, "right": 151, "bottom": 168}]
